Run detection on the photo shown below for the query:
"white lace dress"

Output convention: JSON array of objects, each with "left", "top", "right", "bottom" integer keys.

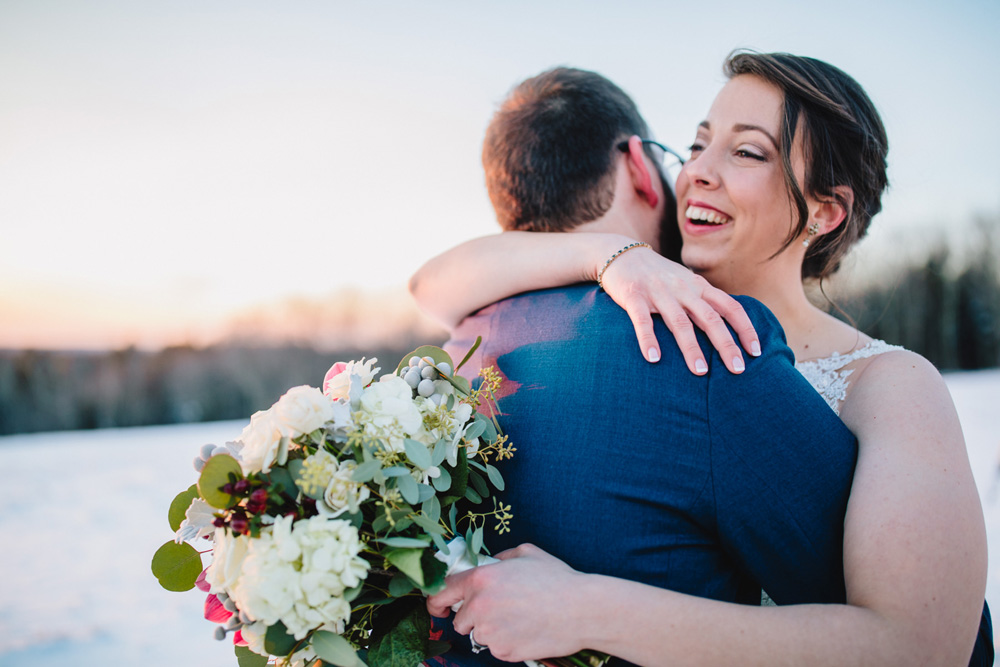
[
  {"left": 795, "top": 339, "right": 904, "bottom": 416},
  {"left": 760, "top": 339, "right": 904, "bottom": 606}
]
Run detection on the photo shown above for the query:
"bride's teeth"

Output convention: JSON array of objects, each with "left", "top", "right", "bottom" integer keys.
[{"left": 685, "top": 205, "right": 730, "bottom": 225}]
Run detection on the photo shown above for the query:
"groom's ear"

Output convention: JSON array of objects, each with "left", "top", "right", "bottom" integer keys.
[{"left": 623, "top": 135, "right": 660, "bottom": 209}]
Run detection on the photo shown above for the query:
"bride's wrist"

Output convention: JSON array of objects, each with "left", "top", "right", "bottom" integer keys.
[{"left": 574, "top": 233, "right": 639, "bottom": 283}]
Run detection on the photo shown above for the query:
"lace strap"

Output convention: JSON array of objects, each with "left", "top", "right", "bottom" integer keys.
[{"left": 795, "top": 340, "right": 905, "bottom": 415}]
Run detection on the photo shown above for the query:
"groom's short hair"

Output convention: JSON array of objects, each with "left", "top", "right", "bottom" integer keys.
[{"left": 482, "top": 67, "right": 652, "bottom": 233}]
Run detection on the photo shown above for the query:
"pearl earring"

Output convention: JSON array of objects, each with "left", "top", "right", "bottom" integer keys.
[{"left": 802, "top": 222, "right": 820, "bottom": 248}]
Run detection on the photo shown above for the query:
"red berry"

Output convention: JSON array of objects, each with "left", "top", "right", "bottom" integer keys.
[
  {"left": 230, "top": 516, "right": 248, "bottom": 534},
  {"left": 250, "top": 489, "right": 268, "bottom": 504},
  {"left": 234, "top": 479, "right": 250, "bottom": 494}
]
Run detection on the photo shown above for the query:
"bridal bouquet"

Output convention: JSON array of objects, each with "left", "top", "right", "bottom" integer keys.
[{"left": 151, "top": 341, "right": 516, "bottom": 667}]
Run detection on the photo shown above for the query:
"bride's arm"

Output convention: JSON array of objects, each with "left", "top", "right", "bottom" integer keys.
[
  {"left": 410, "top": 231, "right": 761, "bottom": 374},
  {"left": 427, "top": 355, "right": 988, "bottom": 665}
]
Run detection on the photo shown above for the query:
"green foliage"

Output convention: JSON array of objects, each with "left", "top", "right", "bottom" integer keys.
[
  {"left": 198, "top": 454, "right": 243, "bottom": 509},
  {"left": 367, "top": 598, "right": 443, "bottom": 667},
  {"left": 168, "top": 484, "right": 200, "bottom": 531},
  {"left": 235, "top": 645, "right": 269, "bottom": 667},
  {"left": 312, "top": 630, "right": 367, "bottom": 667},
  {"left": 150, "top": 541, "right": 202, "bottom": 592},
  {"left": 264, "top": 621, "right": 297, "bottom": 656}
]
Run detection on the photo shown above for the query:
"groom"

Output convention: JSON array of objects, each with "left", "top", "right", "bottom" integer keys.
[{"left": 426, "top": 68, "right": 858, "bottom": 664}]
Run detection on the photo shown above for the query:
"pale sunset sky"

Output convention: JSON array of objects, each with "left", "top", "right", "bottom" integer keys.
[{"left": 1, "top": 0, "right": 998, "bottom": 349}]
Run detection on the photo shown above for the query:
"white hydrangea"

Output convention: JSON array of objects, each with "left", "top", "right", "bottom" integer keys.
[
  {"left": 356, "top": 376, "right": 423, "bottom": 453},
  {"left": 225, "top": 515, "right": 369, "bottom": 641}
]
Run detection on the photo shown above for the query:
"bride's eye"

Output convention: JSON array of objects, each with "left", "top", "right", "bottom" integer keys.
[
  {"left": 735, "top": 148, "right": 766, "bottom": 161},
  {"left": 688, "top": 143, "right": 704, "bottom": 156}
]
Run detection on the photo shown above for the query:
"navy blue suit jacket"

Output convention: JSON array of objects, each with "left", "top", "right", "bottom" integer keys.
[{"left": 431, "top": 285, "right": 859, "bottom": 666}]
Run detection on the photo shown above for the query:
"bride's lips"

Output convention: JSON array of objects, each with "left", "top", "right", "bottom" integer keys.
[{"left": 683, "top": 201, "right": 732, "bottom": 234}]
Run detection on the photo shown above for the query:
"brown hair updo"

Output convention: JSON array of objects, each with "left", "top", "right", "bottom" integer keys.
[{"left": 724, "top": 51, "right": 889, "bottom": 280}]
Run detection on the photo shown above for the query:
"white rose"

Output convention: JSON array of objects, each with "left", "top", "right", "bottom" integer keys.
[
  {"left": 274, "top": 386, "right": 335, "bottom": 438},
  {"left": 322, "top": 461, "right": 371, "bottom": 517},
  {"left": 238, "top": 409, "right": 284, "bottom": 474}
]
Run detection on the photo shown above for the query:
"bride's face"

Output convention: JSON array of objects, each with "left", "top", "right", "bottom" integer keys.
[{"left": 675, "top": 75, "right": 809, "bottom": 293}]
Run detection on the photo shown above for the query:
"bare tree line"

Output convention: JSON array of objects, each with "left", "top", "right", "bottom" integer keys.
[{"left": 1, "top": 215, "right": 997, "bottom": 436}]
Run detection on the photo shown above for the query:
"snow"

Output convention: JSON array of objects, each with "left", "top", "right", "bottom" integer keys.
[{"left": 1, "top": 370, "right": 998, "bottom": 665}]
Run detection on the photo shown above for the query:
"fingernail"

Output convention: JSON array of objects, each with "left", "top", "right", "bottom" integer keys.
[
  {"left": 751, "top": 340, "right": 762, "bottom": 357},
  {"left": 695, "top": 359, "right": 708, "bottom": 375},
  {"left": 733, "top": 356, "right": 745, "bottom": 373},
  {"left": 648, "top": 348, "right": 660, "bottom": 362}
]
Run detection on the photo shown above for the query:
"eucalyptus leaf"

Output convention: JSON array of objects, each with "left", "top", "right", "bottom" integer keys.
[
  {"left": 431, "top": 466, "right": 451, "bottom": 492},
  {"left": 388, "top": 571, "right": 416, "bottom": 597},
  {"left": 464, "top": 486, "right": 483, "bottom": 504},
  {"left": 197, "top": 454, "right": 242, "bottom": 510},
  {"left": 422, "top": 495, "right": 441, "bottom": 524},
  {"left": 430, "top": 531, "right": 449, "bottom": 555},
  {"left": 454, "top": 336, "right": 481, "bottom": 372},
  {"left": 475, "top": 413, "right": 498, "bottom": 442},
  {"left": 393, "top": 516, "right": 414, "bottom": 532},
  {"left": 395, "top": 474, "right": 419, "bottom": 505},
  {"left": 377, "top": 536, "right": 432, "bottom": 549},
  {"left": 382, "top": 466, "right": 411, "bottom": 478},
  {"left": 352, "top": 459, "right": 382, "bottom": 483},
  {"left": 448, "top": 504, "right": 458, "bottom": 534},
  {"left": 410, "top": 512, "right": 445, "bottom": 535},
  {"left": 264, "top": 621, "right": 296, "bottom": 656},
  {"left": 403, "top": 440, "right": 432, "bottom": 470},
  {"left": 471, "top": 525, "right": 484, "bottom": 555},
  {"left": 463, "top": 420, "right": 486, "bottom": 441},
  {"left": 416, "top": 483, "right": 435, "bottom": 503},
  {"left": 150, "top": 541, "right": 202, "bottom": 592},
  {"left": 485, "top": 464, "right": 505, "bottom": 491},
  {"left": 267, "top": 466, "right": 295, "bottom": 499},
  {"left": 312, "top": 630, "right": 365, "bottom": 667},
  {"left": 344, "top": 582, "right": 364, "bottom": 602},
  {"left": 431, "top": 439, "right": 447, "bottom": 467},
  {"left": 168, "top": 484, "right": 200, "bottom": 532},
  {"left": 235, "top": 645, "right": 268, "bottom": 667},
  {"left": 469, "top": 470, "right": 489, "bottom": 498},
  {"left": 467, "top": 460, "right": 487, "bottom": 473}
]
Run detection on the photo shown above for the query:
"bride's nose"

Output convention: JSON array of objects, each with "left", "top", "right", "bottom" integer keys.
[{"left": 683, "top": 149, "right": 721, "bottom": 190}]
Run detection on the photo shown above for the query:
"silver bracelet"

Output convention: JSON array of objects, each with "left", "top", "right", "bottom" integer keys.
[{"left": 597, "top": 242, "right": 652, "bottom": 291}]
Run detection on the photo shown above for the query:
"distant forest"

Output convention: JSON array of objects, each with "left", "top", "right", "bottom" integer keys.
[{"left": 2, "top": 217, "right": 998, "bottom": 436}]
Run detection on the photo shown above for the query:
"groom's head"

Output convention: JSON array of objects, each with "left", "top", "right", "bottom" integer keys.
[{"left": 482, "top": 67, "right": 678, "bottom": 253}]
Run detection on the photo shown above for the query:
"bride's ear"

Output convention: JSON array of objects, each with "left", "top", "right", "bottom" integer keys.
[
  {"left": 624, "top": 135, "right": 660, "bottom": 209},
  {"left": 810, "top": 185, "right": 853, "bottom": 236}
]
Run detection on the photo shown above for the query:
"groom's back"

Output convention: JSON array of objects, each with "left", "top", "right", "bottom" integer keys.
[{"left": 446, "top": 284, "right": 856, "bottom": 606}]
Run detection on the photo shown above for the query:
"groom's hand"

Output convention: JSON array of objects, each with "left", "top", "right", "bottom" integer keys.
[{"left": 425, "top": 544, "right": 590, "bottom": 662}]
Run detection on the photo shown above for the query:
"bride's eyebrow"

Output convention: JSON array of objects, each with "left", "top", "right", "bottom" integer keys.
[{"left": 733, "top": 123, "right": 779, "bottom": 148}]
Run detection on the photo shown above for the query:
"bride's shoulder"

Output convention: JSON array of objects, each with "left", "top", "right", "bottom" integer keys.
[{"left": 841, "top": 347, "right": 956, "bottom": 433}]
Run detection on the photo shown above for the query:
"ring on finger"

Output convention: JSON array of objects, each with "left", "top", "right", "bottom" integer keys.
[{"left": 469, "top": 628, "right": 488, "bottom": 654}]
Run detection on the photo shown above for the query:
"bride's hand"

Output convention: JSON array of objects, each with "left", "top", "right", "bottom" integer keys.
[
  {"left": 599, "top": 246, "right": 761, "bottom": 375},
  {"left": 426, "top": 544, "right": 591, "bottom": 662}
]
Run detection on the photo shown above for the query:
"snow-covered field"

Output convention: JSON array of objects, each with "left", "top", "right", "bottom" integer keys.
[{"left": 1, "top": 369, "right": 998, "bottom": 666}]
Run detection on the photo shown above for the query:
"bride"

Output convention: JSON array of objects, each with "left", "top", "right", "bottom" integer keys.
[{"left": 413, "top": 52, "right": 992, "bottom": 664}]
